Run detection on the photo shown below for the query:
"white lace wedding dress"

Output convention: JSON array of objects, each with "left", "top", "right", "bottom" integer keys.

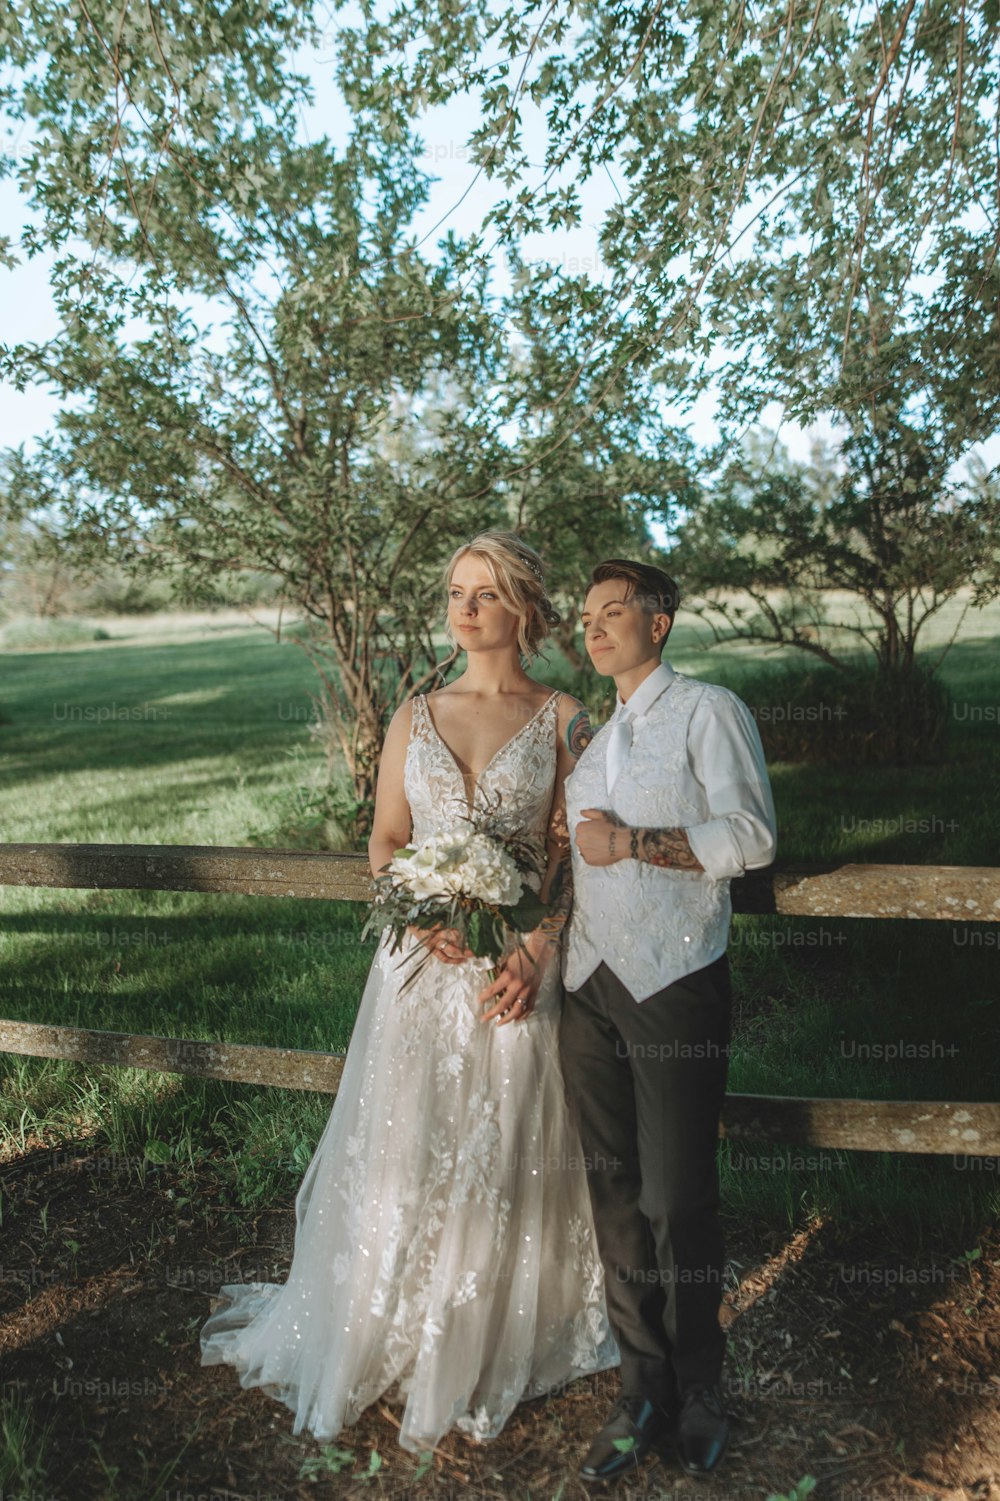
[{"left": 199, "top": 689, "right": 619, "bottom": 1452}]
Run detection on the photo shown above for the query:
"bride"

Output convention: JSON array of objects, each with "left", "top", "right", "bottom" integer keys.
[{"left": 199, "top": 529, "right": 619, "bottom": 1452}]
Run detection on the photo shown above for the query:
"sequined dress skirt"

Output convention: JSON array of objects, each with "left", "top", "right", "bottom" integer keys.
[{"left": 198, "top": 928, "right": 618, "bottom": 1452}]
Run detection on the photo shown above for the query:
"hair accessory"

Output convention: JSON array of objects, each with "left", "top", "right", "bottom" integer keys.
[{"left": 517, "top": 552, "right": 544, "bottom": 585}]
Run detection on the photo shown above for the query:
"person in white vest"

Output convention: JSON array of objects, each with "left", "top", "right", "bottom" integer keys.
[{"left": 559, "top": 558, "right": 777, "bottom": 1484}]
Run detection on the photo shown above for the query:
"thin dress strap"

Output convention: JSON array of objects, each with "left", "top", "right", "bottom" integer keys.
[{"left": 409, "top": 692, "right": 431, "bottom": 734}]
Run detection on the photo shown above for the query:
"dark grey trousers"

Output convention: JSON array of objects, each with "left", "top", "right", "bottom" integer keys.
[{"left": 559, "top": 954, "right": 732, "bottom": 1400}]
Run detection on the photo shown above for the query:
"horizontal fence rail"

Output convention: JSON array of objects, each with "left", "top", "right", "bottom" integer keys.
[
  {"left": 2, "top": 1018, "right": 998, "bottom": 1155},
  {"left": 2, "top": 843, "right": 998, "bottom": 1155},
  {"left": 2, "top": 843, "right": 1000, "bottom": 920}
]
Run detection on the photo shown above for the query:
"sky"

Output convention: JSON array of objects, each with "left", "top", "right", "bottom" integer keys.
[{"left": 1, "top": 7, "right": 994, "bottom": 487}]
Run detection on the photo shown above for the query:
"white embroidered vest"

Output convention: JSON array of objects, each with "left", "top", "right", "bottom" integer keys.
[{"left": 562, "top": 673, "right": 731, "bottom": 1002}]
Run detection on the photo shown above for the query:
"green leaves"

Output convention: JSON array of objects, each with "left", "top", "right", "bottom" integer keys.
[
  {"left": 0, "top": 5, "right": 519, "bottom": 815},
  {"left": 322, "top": 0, "right": 999, "bottom": 452},
  {"left": 465, "top": 908, "right": 506, "bottom": 959},
  {"left": 6, "top": 0, "right": 994, "bottom": 807},
  {"left": 508, "top": 886, "right": 548, "bottom": 932},
  {"left": 766, "top": 1478, "right": 817, "bottom": 1501},
  {"left": 672, "top": 417, "right": 1000, "bottom": 698}
]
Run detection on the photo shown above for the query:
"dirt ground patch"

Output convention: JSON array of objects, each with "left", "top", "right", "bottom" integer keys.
[{"left": 1, "top": 1138, "right": 997, "bottom": 1501}]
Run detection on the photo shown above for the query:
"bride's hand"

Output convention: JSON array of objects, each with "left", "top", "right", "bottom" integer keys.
[
  {"left": 412, "top": 925, "right": 474, "bottom": 965},
  {"left": 478, "top": 937, "right": 555, "bottom": 1026}
]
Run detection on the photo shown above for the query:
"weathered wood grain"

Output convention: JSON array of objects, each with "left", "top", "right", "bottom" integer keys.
[
  {"left": 0, "top": 1019, "right": 346, "bottom": 1093},
  {"left": 2, "top": 1020, "right": 997, "bottom": 1154},
  {"left": 1, "top": 845, "right": 998, "bottom": 921}
]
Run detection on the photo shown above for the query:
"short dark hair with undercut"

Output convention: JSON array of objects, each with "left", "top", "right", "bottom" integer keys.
[{"left": 588, "top": 559, "right": 681, "bottom": 621}]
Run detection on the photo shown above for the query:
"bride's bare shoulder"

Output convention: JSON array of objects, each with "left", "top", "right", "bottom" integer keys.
[{"left": 384, "top": 696, "right": 418, "bottom": 744}]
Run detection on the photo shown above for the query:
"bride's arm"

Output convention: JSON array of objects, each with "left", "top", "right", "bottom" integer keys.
[
  {"left": 479, "top": 694, "right": 593, "bottom": 1022},
  {"left": 368, "top": 700, "right": 414, "bottom": 878},
  {"left": 527, "top": 695, "right": 593, "bottom": 961},
  {"left": 368, "top": 698, "right": 471, "bottom": 964}
]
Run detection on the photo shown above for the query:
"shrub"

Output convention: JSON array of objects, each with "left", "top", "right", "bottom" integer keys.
[
  {"left": 0, "top": 616, "right": 112, "bottom": 651},
  {"left": 721, "top": 658, "right": 950, "bottom": 766}
]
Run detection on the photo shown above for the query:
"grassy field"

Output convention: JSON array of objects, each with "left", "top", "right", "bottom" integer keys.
[{"left": 0, "top": 601, "right": 998, "bottom": 1233}]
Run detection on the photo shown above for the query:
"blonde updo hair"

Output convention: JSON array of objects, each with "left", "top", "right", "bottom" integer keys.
[{"left": 440, "top": 529, "right": 561, "bottom": 666}]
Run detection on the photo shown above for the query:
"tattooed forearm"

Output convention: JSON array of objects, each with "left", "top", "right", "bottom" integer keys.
[
  {"left": 637, "top": 826, "right": 704, "bottom": 871},
  {"left": 534, "top": 848, "right": 573, "bottom": 945},
  {"left": 565, "top": 708, "right": 593, "bottom": 758}
]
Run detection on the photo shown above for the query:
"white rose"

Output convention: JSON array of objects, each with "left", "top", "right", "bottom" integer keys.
[
  {"left": 387, "top": 828, "right": 522, "bottom": 906},
  {"left": 388, "top": 831, "right": 470, "bottom": 901}
]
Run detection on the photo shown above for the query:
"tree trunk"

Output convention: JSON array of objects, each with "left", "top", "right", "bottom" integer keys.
[
  {"left": 349, "top": 706, "right": 382, "bottom": 843},
  {"left": 553, "top": 616, "right": 586, "bottom": 671}
]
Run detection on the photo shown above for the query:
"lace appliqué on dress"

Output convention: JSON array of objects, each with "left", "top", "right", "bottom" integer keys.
[{"left": 200, "top": 688, "right": 619, "bottom": 1452}]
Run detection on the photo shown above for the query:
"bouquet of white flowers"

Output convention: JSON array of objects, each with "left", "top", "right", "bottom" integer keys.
[{"left": 362, "top": 794, "right": 549, "bottom": 992}]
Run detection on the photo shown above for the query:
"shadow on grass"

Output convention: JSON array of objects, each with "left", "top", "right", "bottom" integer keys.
[{"left": 0, "top": 901, "right": 375, "bottom": 1079}]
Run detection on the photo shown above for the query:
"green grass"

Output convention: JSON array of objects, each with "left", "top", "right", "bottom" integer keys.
[
  {"left": 0, "top": 602, "right": 998, "bottom": 1226},
  {"left": 720, "top": 913, "right": 999, "bottom": 1228},
  {"left": 0, "top": 1389, "right": 56, "bottom": 1498},
  {"left": 663, "top": 600, "right": 1000, "bottom": 868},
  {"left": 0, "top": 617, "right": 324, "bottom": 846}
]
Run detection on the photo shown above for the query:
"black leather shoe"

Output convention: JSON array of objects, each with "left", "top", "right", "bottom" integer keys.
[
  {"left": 676, "top": 1384, "right": 730, "bottom": 1476},
  {"left": 579, "top": 1393, "right": 673, "bottom": 1484}
]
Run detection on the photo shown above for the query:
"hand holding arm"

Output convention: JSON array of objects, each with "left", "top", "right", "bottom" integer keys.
[
  {"left": 479, "top": 699, "right": 592, "bottom": 1024},
  {"left": 574, "top": 689, "right": 776, "bottom": 876}
]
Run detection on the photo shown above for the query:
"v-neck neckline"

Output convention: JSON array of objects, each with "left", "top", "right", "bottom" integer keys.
[{"left": 421, "top": 690, "right": 559, "bottom": 813}]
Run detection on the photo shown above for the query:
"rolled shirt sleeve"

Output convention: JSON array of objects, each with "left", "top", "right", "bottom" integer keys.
[{"left": 682, "top": 690, "right": 778, "bottom": 880}]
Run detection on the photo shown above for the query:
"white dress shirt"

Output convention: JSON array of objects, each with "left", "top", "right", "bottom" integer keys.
[{"left": 563, "top": 660, "right": 777, "bottom": 1002}]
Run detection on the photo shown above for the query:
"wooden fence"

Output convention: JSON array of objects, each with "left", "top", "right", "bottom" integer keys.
[{"left": 2, "top": 843, "right": 998, "bottom": 1156}]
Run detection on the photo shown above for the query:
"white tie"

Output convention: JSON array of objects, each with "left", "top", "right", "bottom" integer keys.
[{"left": 605, "top": 706, "right": 633, "bottom": 794}]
